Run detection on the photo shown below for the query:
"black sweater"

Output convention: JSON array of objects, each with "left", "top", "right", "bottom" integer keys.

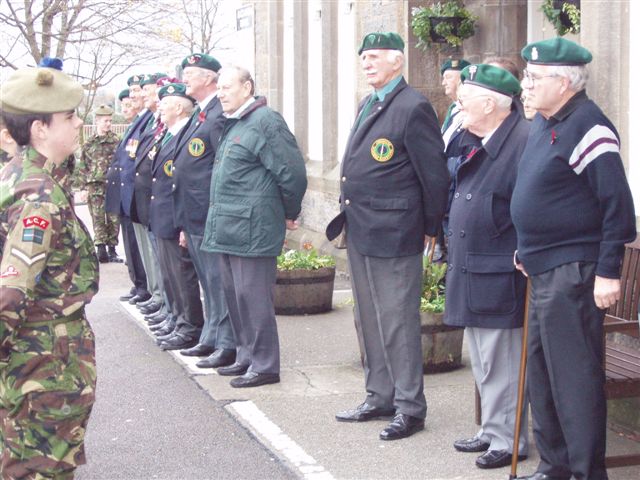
[{"left": 511, "top": 91, "right": 636, "bottom": 278}]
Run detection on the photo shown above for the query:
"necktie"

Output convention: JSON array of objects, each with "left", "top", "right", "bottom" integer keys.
[
  {"left": 161, "top": 131, "right": 173, "bottom": 146},
  {"left": 355, "top": 92, "right": 378, "bottom": 130}
]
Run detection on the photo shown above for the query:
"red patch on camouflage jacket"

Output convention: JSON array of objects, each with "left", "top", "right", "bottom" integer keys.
[
  {"left": 0, "top": 265, "right": 19, "bottom": 278},
  {"left": 22, "top": 216, "right": 50, "bottom": 229}
]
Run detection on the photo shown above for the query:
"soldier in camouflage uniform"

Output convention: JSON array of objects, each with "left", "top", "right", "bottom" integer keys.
[
  {"left": 0, "top": 66, "right": 99, "bottom": 479},
  {"left": 80, "top": 105, "right": 121, "bottom": 263}
]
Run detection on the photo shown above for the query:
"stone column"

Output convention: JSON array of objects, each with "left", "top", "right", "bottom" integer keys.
[
  {"left": 321, "top": 0, "right": 338, "bottom": 173},
  {"left": 253, "top": 0, "right": 284, "bottom": 112},
  {"left": 293, "top": 0, "right": 309, "bottom": 158}
]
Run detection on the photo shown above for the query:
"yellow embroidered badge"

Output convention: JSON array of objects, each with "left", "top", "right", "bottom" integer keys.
[
  {"left": 188, "top": 138, "right": 205, "bottom": 157},
  {"left": 371, "top": 138, "right": 394, "bottom": 162},
  {"left": 163, "top": 159, "right": 173, "bottom": 177}
]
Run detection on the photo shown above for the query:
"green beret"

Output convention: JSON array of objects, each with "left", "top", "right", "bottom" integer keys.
[
  {"left": 461, "top": 64, "right": 522, "bottom": 97},
  {"left": 181, "top": 53, "right": 221, "bottom": 72},
  {"left": 127, "top": 74, "right": 145, "bottom": 86},
  {"left": 358, "top": 32, "right": 404, "bottom": 56},
  {"left": 440, "top": 58, "right": 470, "bottom": 76},
  {"left": 158, "top": 83, "right": 195, "bottom": 104},
  {"left": 140, "top": 73, "right": 168, "bottom": 87},
  {"left": 118, "top": 88, "right": 130, "bottom": 101},
  {"left": 94, "top": 104, "right": 113, "bottom": 116},
  {"left": 522, "top": 37, "right": 592, "bottom": 66},
  {"left": 0, "top": 67, "right": 84, "bottom": 114}
]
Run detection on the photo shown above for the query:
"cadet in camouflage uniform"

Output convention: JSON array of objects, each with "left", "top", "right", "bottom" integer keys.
[
  {"left": 0, "top": 66, "right": 99, "bottom": 478},
  {"left": 80, "top": 105, "right": 121, "bottom": 263}
]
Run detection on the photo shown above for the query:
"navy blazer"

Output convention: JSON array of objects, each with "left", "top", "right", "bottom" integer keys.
[
  {"left": 172, "top": 97, "right": 225, "bottom": 236},
  {"left": 444, "top": 108, "right": 530, "bottom": 329},
  {"left": 105, "top": 110, "right": 153, "bottom": 215},
  {"left": 326, "top": 78, "right": 449, "bottom": 257},
  {"left": 123, "top": 118, "right": 158, "bottom": 220},
  {"left": 130, "top": 127, "right": 162, "bottom": 225},
  {"left": 149, "top": 133, "right": 180, "bottom": 240}
]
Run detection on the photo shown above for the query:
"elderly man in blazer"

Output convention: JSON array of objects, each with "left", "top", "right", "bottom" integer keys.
[{"left": 327, "top": 32, "right": 449, "bottom": 441}]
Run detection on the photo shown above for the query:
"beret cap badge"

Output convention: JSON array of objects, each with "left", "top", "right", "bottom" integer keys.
[
  {"left": 36, "top": 70, "right": 54, "bottom": 86},
  {"left": 467, "top": 65, "right": 478, "bottom": 80},
  {"left": 167, "top": 85, "right": 175, "bottom": 94},
  {"left": 531, "top": 47, "right": 539, "bottom": 61}
]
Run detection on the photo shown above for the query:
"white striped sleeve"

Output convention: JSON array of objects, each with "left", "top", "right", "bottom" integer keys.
[{"left": 569, "top": 124, "right": 620, "bottom": 175}]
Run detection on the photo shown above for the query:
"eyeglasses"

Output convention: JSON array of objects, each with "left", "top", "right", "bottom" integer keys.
[
  {"left": 522, "top": 70, "right": 559, "bottom": 86},
  {"left": 457, "top": 94, "right": 489, "bottom": 108}
]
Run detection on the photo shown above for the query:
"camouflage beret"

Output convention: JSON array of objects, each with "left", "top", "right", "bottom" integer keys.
[
  {"left": 181, "top": 53, "right": 221, "bottom": 72},
  {"left": 118, "top": 88, "right": 130, "bottom": 101},
  {"left": 140, "top": 73, "right": 168, "bottom": 87},
  {"left": 0, "top": 67, "right": 84, "bottom": 114},
  {"left": 358, "top": 32, "right": 404, "bottom": 56},
  {"left": 440, "top": 58, "right": 470, "bottom": 76},
  {"left": 127, "top": 74, "right": 145, "bottom": 86},
  {"left": 461, "top": 64, "right": 522, "bottom": 97},
  {"left": 158, "top": 83, "right": 196, "bottom": 104},
  {"left": 522, "top": 37, "right": 592, "bottom": 66},
  {"left": 94, "top": 104, "right": 114, "bottom": 116}
]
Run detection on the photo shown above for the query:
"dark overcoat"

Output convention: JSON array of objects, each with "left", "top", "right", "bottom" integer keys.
[
  {"left": 444, "top": 108, "right": 529, "bottom": 329},
  {"left": 149, "top": 133, "right": 180, "bottom": 240},
  {"left": 172, "top": 97, "right": 225, "bottom": 236},
  {"left": 105, "top": 110, "right": 153, "bottom": 215},
  {"left": 326, "top": 78, "right": 449, "bottom": 257}
]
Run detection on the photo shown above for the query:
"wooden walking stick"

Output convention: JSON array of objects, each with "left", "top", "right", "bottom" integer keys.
[
  {"left": 427, "top": 236, "right": 437, "bottom": 263},
  {"left": 509, "top": 280, "right": 531, "bottom": 480}
]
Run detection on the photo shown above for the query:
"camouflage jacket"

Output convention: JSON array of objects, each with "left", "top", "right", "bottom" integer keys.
[
  {"left": 80, "top": 131, "right": 119, "bottom": 185},
  {"left": 0, "top": 148, "right": 99, "bottom": 358}
]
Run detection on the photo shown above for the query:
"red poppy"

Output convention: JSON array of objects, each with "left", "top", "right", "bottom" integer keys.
[{"left": 198, "top": 111, "right": 206, "bottom": 123}]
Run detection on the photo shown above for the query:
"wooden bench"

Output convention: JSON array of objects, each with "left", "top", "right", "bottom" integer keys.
[
  {"left": 473, "top": 237, "right": 640, "bottom": 468},
  {"left": 604, "top": 236, "right": 640, "bottom": 468}
]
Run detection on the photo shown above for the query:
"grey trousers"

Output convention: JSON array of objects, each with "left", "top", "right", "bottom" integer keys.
[
  {"left": 156, "top": 237, "right": 204, "bottom": 339},
  {"left": 132, "top": 222, "right": 163, "bottom": 304},
  {"left": 347, "top": 240, "right": 427, "bottom": 419},
  {"left": 186, "top": 233, "right": 234, "bottom": 350},
  {"left": 466, "top": 326, "right": 528, "bottom": 455},
  {"left": 219, "top": 254, "right": 279, "bottom": 374}
]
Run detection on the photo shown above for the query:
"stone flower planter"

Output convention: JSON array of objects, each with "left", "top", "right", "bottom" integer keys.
[
  {"left": 420, "top": 310, "right": 464, "bottom": 373},
  {"left": 274, "top": 266, "right": 336, "bottom": 315}
]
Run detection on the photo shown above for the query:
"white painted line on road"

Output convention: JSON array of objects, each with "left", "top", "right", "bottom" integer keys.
[{"left": 228, "top": 400, "right": 334, "bottom": 480}]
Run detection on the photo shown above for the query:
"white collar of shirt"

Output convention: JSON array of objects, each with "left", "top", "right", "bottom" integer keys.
[
  {"left": 198, "top": 91, "right": 218, "bottom": 111},
  {"left": 137, "top": 108, "right": 148, "bottom": 118},
  {"left": 481, "top": 126, "right": 498, "bottom": 146},
  {"left": 226, "top": 97, "right": 256, "bottom": 119},
  {"left": 169, "top": 117, "right": 190, "bottom": 136}
]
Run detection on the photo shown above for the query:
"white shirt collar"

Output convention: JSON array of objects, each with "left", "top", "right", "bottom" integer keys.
[
  {"left": 198, "top": 91, "right": 218, "bottom": 111},
  {"left": 169, "top": 116, "right": 190, "bottom": 136},
  {"left": 226, "top": 97, "right": 256, "bottom": 119}
]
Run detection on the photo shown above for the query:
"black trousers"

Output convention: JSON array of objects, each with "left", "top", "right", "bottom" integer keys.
[
  {"left": 527, "top": 261, "right": 607, "bottom": 480},
  {"left": 119, "top": 214, "right": 148, "bottom": 296}
]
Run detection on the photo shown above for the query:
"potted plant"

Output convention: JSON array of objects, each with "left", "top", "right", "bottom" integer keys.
[
  {"left": 411, "top": 1, "right": 478, "bottom": 49},
  {"left": 419, "top": 256, "right": 464, "bottom": 373},
  {"left": 541, "top": 0, "right": 581, "bottom": 36},
  {"left": 275, "top": 242, "right": 336, "bottom": 315}
]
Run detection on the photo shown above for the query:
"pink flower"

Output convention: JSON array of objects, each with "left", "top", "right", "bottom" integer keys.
[{"left": 198, "top": 111, "right": 206, "bottom": 123}]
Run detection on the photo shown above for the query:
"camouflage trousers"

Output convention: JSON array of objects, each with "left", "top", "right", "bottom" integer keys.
[
  {"left": 0, "top": 315, "right": 96, "bottom": 479},
  {"left": 87, "top": 183, "right": 119, "bottom": 246}
]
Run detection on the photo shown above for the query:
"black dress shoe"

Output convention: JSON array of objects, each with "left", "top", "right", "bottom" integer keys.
[
  {"left": 119, "top": 291, "right": 136, "bottom": 301},
  {"left": 154, "top": 326, "right": 174, "bottom": 337},
  {"left": 516, "top": 474, "right": 557, "bottom": 480},
  {"left": 335, "top": 402, "right": 395, "bottom": 422},
  {"left": 475, "top": 449, "right": 527, "bottom": 469},
  {"left": 196, "top": 349, "right": 236, "bottom": 368},
  {"left": 139, "top": 302, "right": 162, "bottom": 315},
  {"left": 217, "top": 362, "right": 249, "bottom": 376},
  {"left": 137, "top": 298, "right": 155, "bottom": 309},
  {"left": 379, "top": 413, "right": 425, "bottom": 441},
  {"left": 180, "top": 344, "right": 216, "bottom": 357},
  {"left": 230, "top": 371, "right": 280, "bottom": 388},
  {"left": 149, "top": 320, "right": 171, "bottom": 332},
  {"left": 159, "top": 333, "right": 197, "bottom": 351},
  {"left": 146, "top": 314, "right": 167, "bottom": 326},
  {"left": 128, "top": 293, "right": 151, "bottom": 305},
  {"left": 453, "top": 436, "right": 490, "bottom": 452}
]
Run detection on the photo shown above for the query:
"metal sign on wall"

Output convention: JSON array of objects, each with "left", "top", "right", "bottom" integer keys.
[{"left": 236, "top": 5, "right": 253, "bottom": 31}]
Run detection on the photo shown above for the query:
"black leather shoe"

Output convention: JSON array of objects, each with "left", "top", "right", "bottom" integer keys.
[
  {"left": 475, "top": 449, "right": 527, "bottom": 469},
  {"left": 159, "top": 333, "right": 197, "bottom": 351},
  {"left": 453, "top": 436, "right": 490, "bottom": 452},
  {"left": 128, "top": 293, "right": 151, "bottom": 305},
  {"left": 137, "top": 298, "right": 155, "bottom": 309},
  {"left": 139, "top": 302, "right": 162, "bottom": 315},
  {"left": 217, "top": 362, "right": 249, "bottom": 376},
  {"left": 180, "top": 344, "right": 216, "bottom": 357},
  {"left": 146, "top": 314, "right": 167, "bottom": 326},
  {"left": 379, "top": 413, "right": 424, "bottom": 441},
  {"left": 119, "top": 291, "right": 136, "bottom": 301},
  {"left": 108, "top": 246, "right": 123, "bottom": 263},
  {"left": 154, "top": 326, "right": 174, "bottom": 337},
  {"left": 196, "top": 349, "right": 236, "bottom": 368},
  {"left": 149, "top": 320, "right": 171, "bottom": 332},
  {"left": 516, "top": 474, "right": 557, "bottom": 480},
  {"left": 230, "top": 371, "right": 280, "bottom": 388},
  {"left": 335, "top": 402, "right": 395, "bottom": 422}
]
